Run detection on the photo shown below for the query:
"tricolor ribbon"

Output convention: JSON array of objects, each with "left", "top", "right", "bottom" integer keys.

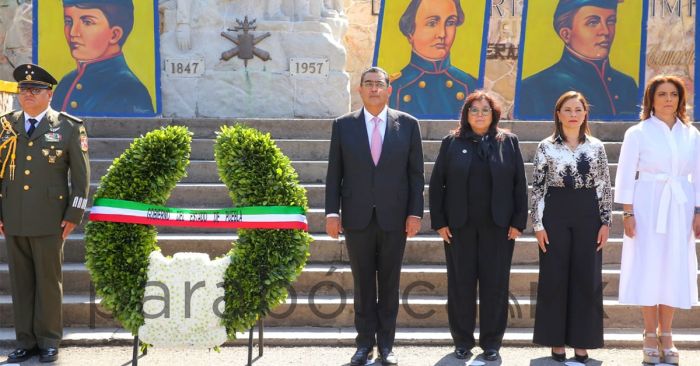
[{"left": 89, "top": 198, "right": 308, "bottom": 230}]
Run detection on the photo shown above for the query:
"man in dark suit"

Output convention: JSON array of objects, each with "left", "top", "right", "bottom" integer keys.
[
  {"left": 325, "top": 66, "right": 424, "bottom": 366},
  {"left": 3, "top": 64, "right": 90, "bottom": 363}
]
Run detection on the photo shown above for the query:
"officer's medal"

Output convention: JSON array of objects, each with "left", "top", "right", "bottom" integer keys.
[
  {"left": 42, "top": 147, "right": 63, "bottom": 164},
  {"left": 0, "top": 116, "right": 18, "bottom": 180}
]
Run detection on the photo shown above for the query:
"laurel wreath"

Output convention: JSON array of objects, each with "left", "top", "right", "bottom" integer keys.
[{"left": 84, "top": 125, "right": 311, "bottom": 338}]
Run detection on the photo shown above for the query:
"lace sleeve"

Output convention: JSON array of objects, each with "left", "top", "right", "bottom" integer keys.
[
  {"left": 530, "top": 141, "right": 549, "bottom": 231},
  {"left": 595, "top": 142, "right": 612, "bottom": 225}
]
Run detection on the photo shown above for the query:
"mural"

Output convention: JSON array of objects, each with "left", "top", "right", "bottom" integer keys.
[
  {"left": 373, "top": 0, "right": 489, "bottom": 119},
  {"left": 34, "top": 0, "right": 160, "bottom": 117},
  {"left": 514, "top": 0, "right": 647, "bottom": 121}
]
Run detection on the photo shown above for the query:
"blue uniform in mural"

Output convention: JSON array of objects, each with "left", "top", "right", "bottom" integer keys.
[
  {"left": 389, "top": 52, "right": 477, "bottom": 119},
  {"left": 517, "top": 48, "right": 638, "bottom": 120},
  {"left": 51, "top": 53, "right": 154, "bottom": 116}
]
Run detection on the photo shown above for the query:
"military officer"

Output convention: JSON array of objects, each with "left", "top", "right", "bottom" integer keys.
[
  {"left": 51, "top": 0, "right": 154, "bottom": 116},
  {"left": 388, "top": 0, "right": 479, "bottom": 119},
  {"left": 3, "top": 64, "right": 90, "bottom": 363},
  {"left": 516, "top": 0, "right": 638, "bottom": 120}
]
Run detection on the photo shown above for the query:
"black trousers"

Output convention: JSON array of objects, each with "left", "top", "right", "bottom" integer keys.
[
  {"left": 345, "top": 211, "right": 407, "bottom": 350},
  {"left": 5, "top": 234, "right": 64, "bottom": 349},
  {"left": 533, "top": 187, "right": 604, "bottom": 349},
  {"left": 444, "top": 220, "right": 514, "bottom": 351}
]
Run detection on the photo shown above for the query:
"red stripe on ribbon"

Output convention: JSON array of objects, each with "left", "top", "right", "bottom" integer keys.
[{"left": 89, "top": 213, "right": 308, "bottom": 230}]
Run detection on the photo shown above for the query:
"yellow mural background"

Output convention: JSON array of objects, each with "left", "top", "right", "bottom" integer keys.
[
  {"left": 36, "top": 0, "right": 157, "bottom": 109},
  {"left": 520, "top": 0, "right": 643, "bottom": 84},
  {"left": 375, "top": 0, "right": 487, "bottom": 79}
]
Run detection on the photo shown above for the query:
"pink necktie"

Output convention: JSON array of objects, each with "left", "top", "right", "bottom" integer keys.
[{"left": 370, "top": 117, "right": 382, "bottom": 166}]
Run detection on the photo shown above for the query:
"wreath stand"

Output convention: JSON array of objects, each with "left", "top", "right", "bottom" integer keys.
[{"left": 130, "top": 319, "right": 264, "bottom": 366}]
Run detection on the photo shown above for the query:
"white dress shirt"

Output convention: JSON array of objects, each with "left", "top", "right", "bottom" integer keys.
[
  {"left": 24, "top": 107, "right": 49, "bottom": 133},
  {"left": 363, "top": 105, "right": 388, "bottom": 147}
]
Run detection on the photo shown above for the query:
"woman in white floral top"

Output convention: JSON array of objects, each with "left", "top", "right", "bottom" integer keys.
[{"left": 530, "top": 91, "right": 612, "bottom": 364}]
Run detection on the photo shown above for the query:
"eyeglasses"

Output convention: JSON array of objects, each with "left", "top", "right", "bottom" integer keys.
[
  {"left": 362, "top": 80, "right": 388, "bottom": 89},
  {"left": 468, "top": 107, "right": 492, "bottom": 116},
  {"left": 18, "top": 87, "right": 46, "bottom": 96}
]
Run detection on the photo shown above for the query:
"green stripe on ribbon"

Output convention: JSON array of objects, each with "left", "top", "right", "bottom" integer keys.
[{"left": 92, "top": 198, "right": 306, "bottom": 215}]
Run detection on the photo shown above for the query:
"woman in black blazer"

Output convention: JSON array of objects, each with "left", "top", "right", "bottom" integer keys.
[{"left": 429, "top": 91, "right": 528, "bottom": 362}]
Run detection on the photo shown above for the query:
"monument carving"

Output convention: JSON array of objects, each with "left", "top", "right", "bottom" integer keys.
[
  {"left": 220, "top": 17, "right": 272, "bottom": 66},
  {"left": 159, "top": 0, "right": 349, "bottom": 118}
]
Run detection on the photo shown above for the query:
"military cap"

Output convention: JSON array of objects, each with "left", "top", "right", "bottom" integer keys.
[
  {"left": 554, "top": 0, "right": 619, "bottom": 20},
  {"left": 13, "top": 64, "right": 57, "bottom": 89},
  {"left": 63, "top": 0, "right": 133, "bottom": 6}
]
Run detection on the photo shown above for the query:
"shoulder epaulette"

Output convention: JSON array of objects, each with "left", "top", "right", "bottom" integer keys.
[
  {"left": 389, "top": 72, "right": 402, "bottom": 82},
  {"left": 0, "top": 110, "right": 18, "bottom": 119},
  {"left": 59, "top": 111, "right": 83, "bottom": 123}
]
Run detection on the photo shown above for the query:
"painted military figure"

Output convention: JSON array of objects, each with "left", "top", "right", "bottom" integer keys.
[
  {"left": 517, "top": 0, "right": 638, "bottom": 120},
  {"left": 389, "top": 0, "right": 477, "bottom": 118},
  {"left": 51, "top": 0, "right": 153, "bottom": 116},
  {"left": 3, "top": 64, "right": 90, "bottom": 363}
]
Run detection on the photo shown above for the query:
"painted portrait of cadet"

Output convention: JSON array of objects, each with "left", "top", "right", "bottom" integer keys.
[
  {"left": 373, "top": 0, "right": 488, "bottom": 119},
  {"left": 515, "top": 0, "right": 644, "bottom": 120},
  {"left": 35, "top": 0, "right": 159, "bottom": 117}
]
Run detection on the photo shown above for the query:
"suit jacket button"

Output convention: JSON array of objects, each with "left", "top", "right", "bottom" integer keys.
[
  {"left": 26, "top": 155, "right": 32, "bottom": 161},
  {"left": 24, "top": 169, "right": 30, "bottom": 175},
  {"left": 23, "top": 185, "right": 29, "bottom": 191},
  {"left": 28, "top": 141, "right": 33, "bottom": 147},
  {"left": 59, "top": 195, "right": 64, "bottom": 200}
]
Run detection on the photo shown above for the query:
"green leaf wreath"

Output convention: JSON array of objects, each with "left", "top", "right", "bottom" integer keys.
[{"left": 85, "top": 124, "right": 311, "bottom": 338}]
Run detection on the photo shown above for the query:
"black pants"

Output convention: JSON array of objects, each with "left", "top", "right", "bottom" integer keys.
[
  {"left": 444, "top": 221, "right": 514, "bottom": 351},
  {"left": 533, "top": 187, "right": 604, "bottom": 349},
  {"left": 345, "top": 211, "right": 407, "bottom": 350},
  {"left": 6, "top": 234, "right": 64, "bottom": 349}
]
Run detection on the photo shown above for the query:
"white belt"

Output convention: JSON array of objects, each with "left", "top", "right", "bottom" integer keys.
[{"left": 638, "top": 172, "right": 688, "bottom": 234}]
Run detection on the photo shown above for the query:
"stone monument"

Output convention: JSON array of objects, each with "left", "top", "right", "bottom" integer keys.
[{"left": 159, "top": 0, "right": 350, "bottom": 118}]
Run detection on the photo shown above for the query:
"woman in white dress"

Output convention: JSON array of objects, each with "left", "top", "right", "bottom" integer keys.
[{"left": 615, "top": 75, "right": 700, "bottom": 365}]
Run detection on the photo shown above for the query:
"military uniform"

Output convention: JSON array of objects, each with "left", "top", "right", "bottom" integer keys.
[
  {"left": 516, "top": 0, "right": 638, "bottom": 120},
  {"left": 52, "top": 53, "right": 154, "bottom": 116},
  {"left": 389, "top": 52, "right": 478, "bottom": 119},
  {"left": 3, "top": 64, "right": 89, "bottom": 362},
  {"left": 517, "top": 48, "right": 638, "bottom": 120}
]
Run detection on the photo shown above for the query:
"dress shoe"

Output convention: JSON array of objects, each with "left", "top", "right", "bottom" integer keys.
[
  {"left": 378, "top": 348, "right": 398, "bottom": 365},
  {"left": 482, "top": 349, "right": 499, "bottom": 361},
  {"left": 39, "top": 347, "right": 59, "bottom": 363},
  {"left": 551, "top": 350, "right": 567, "bottom": 362},
  {"left": 454, "top": 347, "right": 470, "bottom": 359},
  {"left": 7, "top": 347, "right": 38, "bottom": 362},
  {"left": 350, "top": 347, "right": 373, "bottom": 366},
  {"left": 574, "top": 352, "right": 589, "bottom": 363}
]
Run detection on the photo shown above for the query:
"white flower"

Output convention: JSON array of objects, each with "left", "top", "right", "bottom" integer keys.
[{"left": 138, "top": 251, "right": 230, "bottom": 348}]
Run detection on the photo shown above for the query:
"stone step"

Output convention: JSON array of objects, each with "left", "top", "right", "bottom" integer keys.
[
  {"left": 8, "top": 235, "right": 685, "bottom": 266},
  {"left": 84, "top": 118, "right": 651, "bottom": 141},
  {"left": 37, "top": 209, "right": 634, "bottom": 236},
  {"left": 4, "top": 262, "right": 696, "bottom": 299},
  {"left": 3, "top": 295, "right": 700, "bottom": 329},
  {"left": 84, "top": 182, "right": 627, "bottom": 213},
  {"left": 88, "top": 137, "right": 624, "bottom": 163},
  {"left": 4, "top": 326, "right": 700, "bottom": 348},
  {"left": 90, "top": 160, "right": 620, "bottom": 185}
]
